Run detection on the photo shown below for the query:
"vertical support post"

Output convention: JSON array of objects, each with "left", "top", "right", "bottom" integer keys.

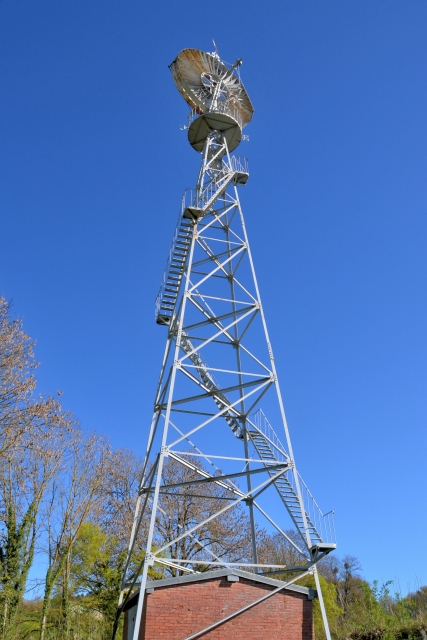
[
  {"left": 221, "top": 136, "right": 259, "bottom": 567},
  {"left": 313, "top": 564, "right": 332, "bottom": 640},
  {"left": 130, "top": 207, "right": 199, "bottom": 640},
  {"left": 119, "top": 329, "right": 176, "bottom": 604},
  {"left": 233, "top": 183, "right": 313, "bottom": 552}
]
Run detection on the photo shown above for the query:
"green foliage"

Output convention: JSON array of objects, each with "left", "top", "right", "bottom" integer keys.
[
  {"left": 68, "top": 522, "right": 161, "bottom": 637},
  {"left": 72, "top": 525, "right": 116, "bottom": 595},
  {"left": 70, "top": 521, "right": 125, "bottom": 634},
  {"left": 297, "top": 573, "right": 343, "bottom": 639},
  {"left": 296, "top": 569, "right": 427, "bottom": 640},
  {"left": 0, "top": 500, "right": 37, "bottom": 631},
  {"left": 4, "top": 597, "right": 112, "bottom": 640},
  {"left": 342, "top": 580, "right": 425, "bottom": 640}
]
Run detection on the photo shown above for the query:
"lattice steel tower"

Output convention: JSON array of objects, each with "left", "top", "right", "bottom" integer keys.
[{"left": 116, "top": 47, "right": 336, "bottom": 640}]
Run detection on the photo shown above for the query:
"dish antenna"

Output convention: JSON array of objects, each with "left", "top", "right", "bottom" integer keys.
[{"left": 170, "top": 48, "right": 254, "bottom": 151}]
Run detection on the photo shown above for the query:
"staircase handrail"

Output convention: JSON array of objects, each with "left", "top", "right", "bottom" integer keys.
[
  {"left": 155, "top": 202, "right": 189, "bottom": 321},
  {"left": 295, "top": 472, "right": 336, "bottom": 545},
  {"left": 155, "top": 155, "right": 250, "bottom": 322},
  {"left": 179, "top": 331, "right": 242, "bottom": 437},
  {"left": 246, "top": 413, "right": 289, "bottom": 462},
  {"left": 250, "top": 409, "right": 336, "bottom": 545}
]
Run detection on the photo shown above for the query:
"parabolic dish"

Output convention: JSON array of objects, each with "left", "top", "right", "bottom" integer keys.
[{"left": 170, "top": 48, "right": 254, "bottom": 128}]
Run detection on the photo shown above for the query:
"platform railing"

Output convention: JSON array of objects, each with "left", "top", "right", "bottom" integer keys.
[
  {"left": 181, "top": 188, "right": 200, "bottom": 212},
  {"left": 187, "top": 103, "right": 244, "bottom": 130},
  {"left": 182, "top": 156, "right": 249, "bottom": 213},
  {"left": 227, "top": 155, "right": 249, "bottom": 175}
]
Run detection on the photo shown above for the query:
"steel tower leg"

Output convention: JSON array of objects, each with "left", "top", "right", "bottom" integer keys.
[{"left": 313, "top": 564, "right": 332, "bottom": 640}]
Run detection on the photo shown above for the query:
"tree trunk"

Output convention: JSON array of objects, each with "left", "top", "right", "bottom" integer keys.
[
  {"left": 39, "top": 608, "right": 48, "bottom": 640},
  {"left": 1, "top": 601, "right": 7, "bottom": 640},
  {"left": 40, "top": 546, "right": 71, "bottom": 640},
  {"left": 40, "top": 563, "right": 57, "bottom": 640},
  {"left": 61, "top": 551, "right": 71, "bottom": 638}
]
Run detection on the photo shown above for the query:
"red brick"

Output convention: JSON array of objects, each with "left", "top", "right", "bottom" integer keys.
[{"left": 123, "top": 573, "right": 314, "bottom": 640}]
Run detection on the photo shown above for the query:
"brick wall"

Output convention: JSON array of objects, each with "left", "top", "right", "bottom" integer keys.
[{"left": 125, "top": 575, "right": 314, "bottom": 640}]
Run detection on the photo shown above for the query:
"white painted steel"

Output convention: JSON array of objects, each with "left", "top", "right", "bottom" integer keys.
[{"left": 113, "top": 48, "right": 335, "bottom": 640}]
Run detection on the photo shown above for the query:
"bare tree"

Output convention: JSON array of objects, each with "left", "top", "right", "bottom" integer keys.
[
  {"left": 0, "top": 430, "right": 68, "bottom": 636},
  {"left": 0, "top": 299, "right": 75, "bottom": 637},
  {"left": 151, "top": 455, "right": 253, "bottom": 576},
  {"left": 336, "top": 554, "right": 363, "bottom": 613},
  {"left": 257, "top": 528, "right": 308, "bottom": 575},
  {"left": 39, "top": 430, "right": 110, "bottom": 640},
  {"left": 97, "top": 447, "right": 142, "bottom": 549},
  {"left": 318, "top": 553, "right": 340, "bottom": 583},
  {"left": 0, "top": 298, "right": 68, "bottom": 458}
]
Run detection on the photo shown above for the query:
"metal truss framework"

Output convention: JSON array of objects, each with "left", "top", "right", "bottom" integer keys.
[{"left": 115, "top": 132, "right": 336, "bottom": 640}]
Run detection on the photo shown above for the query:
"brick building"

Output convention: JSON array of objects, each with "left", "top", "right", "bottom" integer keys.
[{"left": 123, "top": 568, "right": 316, "bottom": 640}]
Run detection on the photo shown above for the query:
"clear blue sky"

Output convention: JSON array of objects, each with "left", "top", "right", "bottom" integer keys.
[{"left": 1, "top": 0, "right": 426, "bottom": 594}]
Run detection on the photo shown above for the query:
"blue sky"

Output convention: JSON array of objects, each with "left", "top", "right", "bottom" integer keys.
[{"left": 1, "top": 0, "right": 426, "bottom": 594}]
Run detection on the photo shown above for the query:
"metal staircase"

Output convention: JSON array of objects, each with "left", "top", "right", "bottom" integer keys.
[
  {"left": 180, "top": 332, "right": 243, "bottom": 438},
  {"left": 155, "top": 156, "right": 249, "bottom": 325},
  {"left": 248, "top": 410, "right": 336, "bottom": 553},
  {"left": 174, "top": 333, "right": 336, "bottom": 551},
  {"left": 155, "top": 217, "right": 193, "bottom": 326},
  {"left": 248, "top": 428, "right": 322, "bottom": 547}
]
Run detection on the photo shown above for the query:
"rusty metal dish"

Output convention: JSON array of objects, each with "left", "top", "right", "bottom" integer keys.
[{"left": 170, "top": 48, "right": 254, "bottom": 129}]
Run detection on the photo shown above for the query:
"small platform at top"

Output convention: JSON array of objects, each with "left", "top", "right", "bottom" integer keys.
[
  {"left": 183, "top": 206, "right": 203, "bottom": 221},
  {"left": 234, "top": 169, "right": 248, "bottom": 185},
  {"left": 309, "top": 543, "right": 337, "bottom": 561},
  {"left": 188, "top": 112, "right": 242, "bottom": 153},
  {"left": 183, "top": 168, "right": 248, "bottom": 221}
]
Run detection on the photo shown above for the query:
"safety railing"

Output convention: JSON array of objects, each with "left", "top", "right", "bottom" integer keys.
[
  {"left": 250, "top": 409, "right": 336, "bottom": 546},
  {"left": 249, "top": 409, "right": 289, "bottom": 462},
  {"left": 290, "top": 471, "right": 336, "bottom": 545},
  {"left": 227, "top": 155, "right": 249, "bottom": 175},
  {"left": 181, "top": 188, "right": 201, "bottom": 212},
  {"left": 188, "top": 103, "right": 244, "bottom": 130},
  {"left": 154, "top": 201, "right": 192, "bottom": 322},
  {"left": 182, "top": 156, "right": 248, "bottom": 213}
]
